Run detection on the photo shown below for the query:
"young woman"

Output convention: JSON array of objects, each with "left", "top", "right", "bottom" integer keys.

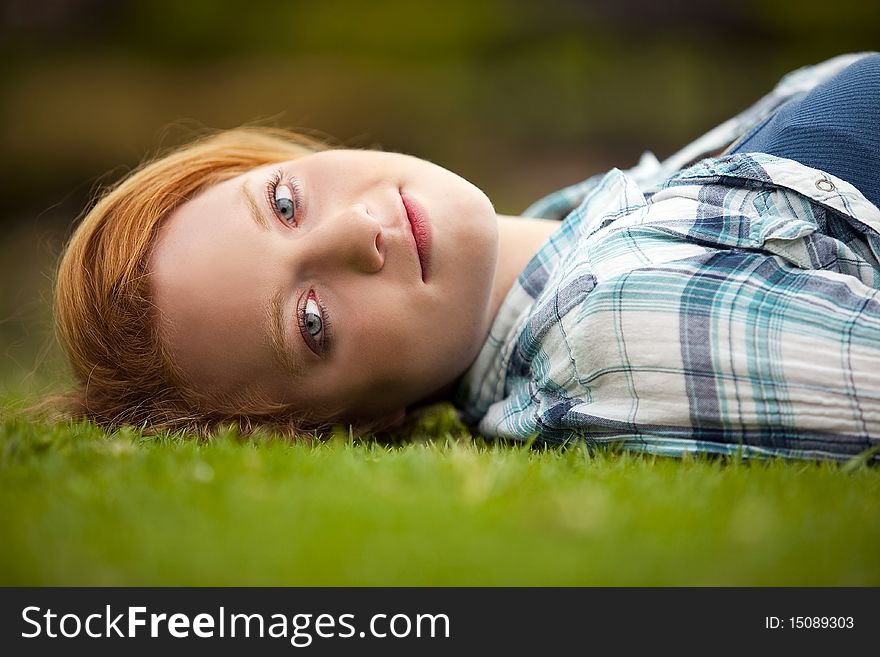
[{"left": 54, "top": 52, "right": 880, "bottom": 461}]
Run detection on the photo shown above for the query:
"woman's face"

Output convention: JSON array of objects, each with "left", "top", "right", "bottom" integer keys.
[{"left": 150, "top": 149, "right": 499, "bottom": 424}]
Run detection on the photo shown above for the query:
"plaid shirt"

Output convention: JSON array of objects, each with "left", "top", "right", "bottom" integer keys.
[{"left": 454, "top": 53, "right": 880, "bottom": 461}]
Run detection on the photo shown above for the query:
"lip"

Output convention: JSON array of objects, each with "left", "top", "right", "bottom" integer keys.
[{"left": 400, "top": 191, "right": 432, "bottom": 282}]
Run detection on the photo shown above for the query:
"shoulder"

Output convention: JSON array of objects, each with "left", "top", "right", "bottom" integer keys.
[{"left": 524, "top": 52, "right": 880, "bottom": 222}]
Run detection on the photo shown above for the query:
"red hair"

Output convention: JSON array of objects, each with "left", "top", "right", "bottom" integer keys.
[{"left": 53, "top": 127, "right": 331, "bottom": 436}]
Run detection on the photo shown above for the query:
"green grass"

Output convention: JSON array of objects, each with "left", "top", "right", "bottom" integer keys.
[{"left": 1, "top": 406, "right": 879, "bottom": 586}]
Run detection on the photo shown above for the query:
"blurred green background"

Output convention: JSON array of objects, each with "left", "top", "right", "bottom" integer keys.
[{"left": 2, "top": 0, "right": 879, "bottom": 398}]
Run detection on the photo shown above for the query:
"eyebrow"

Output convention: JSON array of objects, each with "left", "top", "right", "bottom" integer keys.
[
  {"left": 241, "top": 181, "right": 270, "bottom": 231},
  {"left": 266, "top": 287, "right": 304, "bottom": 379},
  {"left": 243, "top": 181, "right": 303, "bottom": 378}
]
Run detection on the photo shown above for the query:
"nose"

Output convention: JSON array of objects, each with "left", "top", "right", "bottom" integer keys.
[{"left": 303, "top": 203, "right": 384, "bottom": 275}]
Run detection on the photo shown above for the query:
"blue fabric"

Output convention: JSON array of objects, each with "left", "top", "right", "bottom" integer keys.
[
  {"left": 455, "top": 53, "right": 880, "bottom": 462},
  {"left": 730, "top": 54, "right": 880, "bottom": 209}
]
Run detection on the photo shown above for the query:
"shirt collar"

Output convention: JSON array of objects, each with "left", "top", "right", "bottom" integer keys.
[{"left": 664, "top": 153, "right": 880, "bottom": 231}]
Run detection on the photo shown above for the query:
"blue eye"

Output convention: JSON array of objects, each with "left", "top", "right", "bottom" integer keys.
[
  {"left": 303, "top": 297, "right": 322, "bottom": 338},
  {"left": 298, "top": 292, "right": 330, "bottom": 355},
  {"left": 266, "top": 170, "right": 302, "bottom": 226},
  {"left": 274, "top": 184, "right": 296, "bottom": 224}
]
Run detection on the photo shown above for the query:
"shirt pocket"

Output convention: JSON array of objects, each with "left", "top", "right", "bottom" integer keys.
[
  {"left": 747, "top": 188, "right": 822, "bottom": 269},
  {"left": 748, "top": 189, "right": 880, "bottom": 284},
  {"left": 646, "top": 183, "right": 873, "bottom": 276}
]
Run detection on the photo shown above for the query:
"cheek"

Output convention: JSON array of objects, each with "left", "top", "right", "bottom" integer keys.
[
  {"left": 340, "top": 289, "right": 466, "bottom": 382},
  {"left": 341, "top": 294, "right": 414, "bottom": 365},
  {"left": 434, "top": 293, "right": 489, "bottom": 369}
]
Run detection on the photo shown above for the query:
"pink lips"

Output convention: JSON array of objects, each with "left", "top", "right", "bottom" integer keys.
[{"left": 400, "top": 192, "right": 432, "bottom": 282}]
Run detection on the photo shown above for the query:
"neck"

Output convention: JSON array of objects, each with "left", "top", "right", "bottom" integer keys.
[{"left": 486, "top": 214, "right": 560, "bottom": 330}]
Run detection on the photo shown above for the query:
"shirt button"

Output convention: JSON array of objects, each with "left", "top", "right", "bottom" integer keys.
[{"left": 815, "top": 178, "right": 835, "bottom": 192}]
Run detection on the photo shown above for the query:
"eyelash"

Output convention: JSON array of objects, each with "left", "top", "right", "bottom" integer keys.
[
  {"left": 297, "top": 290, "right": 333, "bottom": 356},
  {"left": 266, "top": 169, "right": 305, "bottom": 227},
  {"left": 265, "top": 171, "right": 331, "bottom": 354}
]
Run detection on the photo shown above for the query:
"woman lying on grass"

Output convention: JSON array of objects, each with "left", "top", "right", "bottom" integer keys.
[{"left": 54, "top": 52, "right": 880, "bottom": 461}]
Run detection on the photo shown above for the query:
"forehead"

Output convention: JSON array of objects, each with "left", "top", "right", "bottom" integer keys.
[{"left": 149, "top": 171, "right": 285, "bottom": 399}]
